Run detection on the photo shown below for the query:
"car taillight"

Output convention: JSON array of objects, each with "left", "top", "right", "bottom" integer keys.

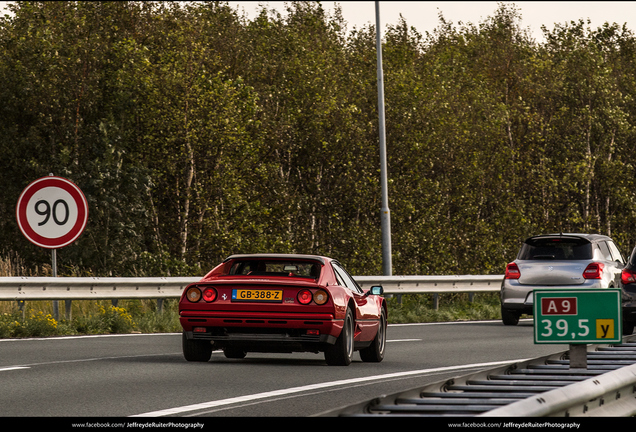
[
  {"left": 297, "top": 289, "right": 313, "bottom": 305},
  {"left": 202, "top": 287, "right": 217, "bottom": 302},
  {"left": 505, "top": 263, "right": 520, "bottom": 279},
  {"left": 622, "top": 268, "right": 636, "bottom": 285},
  {"left": 185, "top": 286, "right": 202, "bottom": 302},
  {"left": 583, "top": 262, "right": 604, "bottom": 279},
  {"left": 313, "top": 289, "right": 329, "bottom": 305}
]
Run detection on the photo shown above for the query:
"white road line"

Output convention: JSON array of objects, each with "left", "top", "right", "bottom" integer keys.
[
  {"left": 131, "top": 358, "right": 529, "bottom": 417},
  {"left": 0, "top": 333, "right": 180, "bottom": 342},
  {"left": 388, "top": 339, "right": 422, "bottom": 342},
  {"left": 0, "top": 366, "right": 30, "bottom": 372},
  {"left": 389, "top": 319, "right": 533, "bottom": 327}
]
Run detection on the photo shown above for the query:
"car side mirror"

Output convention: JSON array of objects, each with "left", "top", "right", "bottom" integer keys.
[{"left": 365, "top": 285, "right": 384, "bottom": 297}]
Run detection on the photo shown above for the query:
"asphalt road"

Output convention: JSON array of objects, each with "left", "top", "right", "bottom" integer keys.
[{"left": 0, "top": 319, "right": 569, "bottom": 418}]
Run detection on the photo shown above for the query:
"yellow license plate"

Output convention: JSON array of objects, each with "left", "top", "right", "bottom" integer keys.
[{"left": 232, "top": 289, "right": 283, "bottom": 302}]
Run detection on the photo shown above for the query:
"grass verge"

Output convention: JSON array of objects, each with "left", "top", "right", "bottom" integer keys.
[
  {"left": 0, "top": 299, "right": 181, "bottom": 338},
  {"left": 386, "top": 292, "right": 502, "bottom": 323}
]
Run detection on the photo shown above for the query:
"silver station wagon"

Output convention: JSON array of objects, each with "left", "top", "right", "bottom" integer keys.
[{"left": 500, "top": 233, "right": 625, "bottom": 326}]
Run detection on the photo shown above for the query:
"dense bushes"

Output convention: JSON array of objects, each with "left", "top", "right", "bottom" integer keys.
[{"left": 2, "top": 2, "right": 636, "bottom": 278}]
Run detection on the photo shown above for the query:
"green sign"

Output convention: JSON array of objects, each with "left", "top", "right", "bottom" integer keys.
[{"left": 533, "top": 289, "right": 622, "bottom": 344}]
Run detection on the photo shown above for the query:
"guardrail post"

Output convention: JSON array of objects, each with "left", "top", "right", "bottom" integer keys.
[
  {"left": 17, "top": 300, "right": 25, "bottom": 320},
  {"left": 157, "top": 298, "right": 164, "bottom": 314},
  {"left": 65, "top": 300, "right": 72, "bottom": 320},
  {"left": 52, "top": 300, "right": 59, "bottom": 322},
  {"left": 569, "top": 344, "right": 587, "bottom": 369},
  {"left": 432, "top": 293, "right": 439, "bottom": 310}
]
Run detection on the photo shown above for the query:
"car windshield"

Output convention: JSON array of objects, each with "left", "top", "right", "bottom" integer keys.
[
  {"left": 228, "top": 260, "right": 321, "bottom": 279},
  {"left": 518, "top": 238, "right": 592, "bottom": 260}
]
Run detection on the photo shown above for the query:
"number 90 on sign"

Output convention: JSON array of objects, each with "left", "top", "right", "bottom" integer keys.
[
  {"left": 26, "top": 187, "right": 78, "bottom": 239},
  {"left": 16, "top": 176, "right": 88, "bottom": 249}
]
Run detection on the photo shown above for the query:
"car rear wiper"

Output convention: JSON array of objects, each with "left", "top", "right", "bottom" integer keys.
[{"left": 533, "top": 255, "right": 556, "bottom": 259}]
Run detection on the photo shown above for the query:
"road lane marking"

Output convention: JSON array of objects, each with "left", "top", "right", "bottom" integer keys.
[
  {"left": 390, "top": 319, "right": 533, "bottom": 327},
  {"left": 131, "top": 358, "right": 530, "bottom": 417},
  {"left": 0, "top": 333, "right": 181, "bottom": 342},
  {"left": 388, "top": 339, "right": 422, "bottom": 342},
  {"left": 7, "top": 352, "right": 181, "bottom": 369},
  {"left": 0, "top": 367, "right": 30, "bottom": 372}
]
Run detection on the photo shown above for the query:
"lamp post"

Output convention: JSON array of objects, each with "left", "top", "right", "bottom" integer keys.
[{"left": 375, "top": 1, "right": 392, "bottom": 276}]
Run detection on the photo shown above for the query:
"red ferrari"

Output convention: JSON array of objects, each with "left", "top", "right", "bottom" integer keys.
[{"left": 178, "top": 254, "right": 387, "bottom": 366}]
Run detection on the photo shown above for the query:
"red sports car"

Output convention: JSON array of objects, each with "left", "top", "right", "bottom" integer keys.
[{"left": 178, "top": 253, "right": 387, "bottom": 366}]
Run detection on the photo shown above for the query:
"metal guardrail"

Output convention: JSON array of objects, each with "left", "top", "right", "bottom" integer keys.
[
  {"left": 323, "top": 336, "right": 636, "bottom": 417},
  {"left": 0, "top": 276, "right": 198, "bottom": 300},
  {"left": 482, "top": 358, "right": 636, "bottom": 417},
  {"left": 0, "top": 275, "right": 504, "bottom": 301},
  {"left": 356, "top": 275, "right": 503, "bottom": 294}
]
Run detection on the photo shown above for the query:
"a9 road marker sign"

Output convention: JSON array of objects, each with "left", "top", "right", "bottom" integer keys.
[
  {"left": 534, "top": 289, "right": 621, "bottom": 344},
  {"left": 541, "top": 297, "right": 577, "bottom": 315}
]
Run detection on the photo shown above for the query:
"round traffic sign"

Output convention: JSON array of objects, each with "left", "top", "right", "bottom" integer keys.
[{"left": 16, "top": 176, "right": 88, "bottom": 249}]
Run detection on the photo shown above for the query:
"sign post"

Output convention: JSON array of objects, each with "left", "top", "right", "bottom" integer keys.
[
  {"left": 16, "top": 175, "right": 88, "bottom": 320},
  {"left": 534, "top": 289, "right": 622, "bottom": 368}
]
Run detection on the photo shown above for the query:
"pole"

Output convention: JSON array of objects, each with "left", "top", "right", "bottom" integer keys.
[
  {"left": 375, "top": 1, "right": 392, "bottom": 276},
  {"left": 52, "top": 248, "right": 59, "bottom": 321},
  {"left": 49, "top": 171, "right": 60, "bottom": 321}
]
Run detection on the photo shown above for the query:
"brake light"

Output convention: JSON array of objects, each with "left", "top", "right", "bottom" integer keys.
[
  {"left": 622, "top": 268, "right": 636, "bottom": 285},
  {"left": 583, "top": 262, "right": 604, "bottom": 279},
  {"left": 297, "top": 289, "right": 313, "bottom": 305},
  {"left": 505, "top": 263, "right": 520, "bottom": 279},
  {"left": 202, "top": 287, "right": 218, "bottom": 302}
]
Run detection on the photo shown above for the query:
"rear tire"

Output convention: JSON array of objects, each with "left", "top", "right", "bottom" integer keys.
[
  {"left": 623, "top": 321, "right": 635, "bottom": 335},
  {"left": 360, "top": 309, "right": 386, "bottom": 362},
  {"left": 182, "top": 332, "right": 213, "bottom": 362},
  {"left": 501, "top": 306, "right": 520, "bottom": 326},
  {"left": 325, "top": 308, "right": 354, "bottom": 366}
]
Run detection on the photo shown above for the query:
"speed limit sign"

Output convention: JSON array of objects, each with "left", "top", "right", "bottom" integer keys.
[{"left": 16, "top": 176, "right": 88, "bottom": 249}]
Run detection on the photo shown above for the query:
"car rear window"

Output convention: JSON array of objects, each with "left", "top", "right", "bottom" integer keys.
[
  {"left": 228, "top": 260, "right": 321, "bottom": 279},
  {"left": 518, "top": 237, "right": 592, "bottom": 260}
]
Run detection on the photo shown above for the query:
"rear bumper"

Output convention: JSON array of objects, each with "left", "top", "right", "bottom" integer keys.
[
  {"left": 183, "top": 330, "right": 337, "bottom": 353},
  {"left": 501, "top": 300, "right": 533, "bottom": 315},
  {"left": 500, "top": 281, "right": 534, "bottom": 314},
  {"left": 180, "top": 310, "right": 340, "bottom": 352}
]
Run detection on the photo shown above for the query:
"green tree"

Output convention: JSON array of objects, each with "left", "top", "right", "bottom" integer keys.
[{"left": 0, "top": 1, "right": 154, "bottom": 275}]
